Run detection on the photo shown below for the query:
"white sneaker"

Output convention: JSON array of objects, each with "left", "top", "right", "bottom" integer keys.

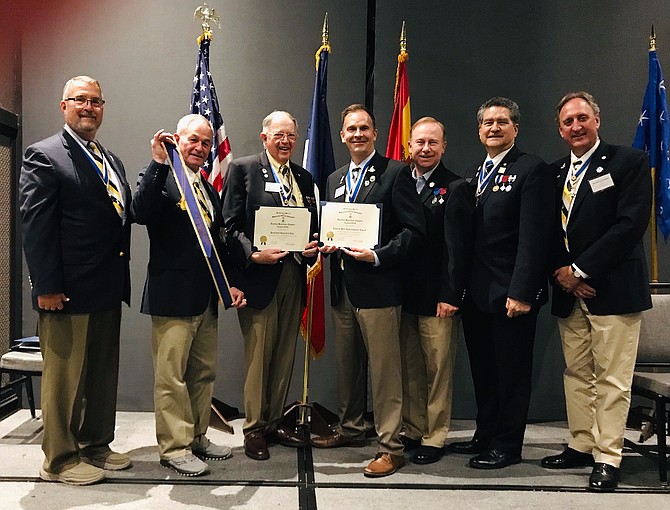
[{"left": 192, "top": 438, "right": 232, "bottom": 460}]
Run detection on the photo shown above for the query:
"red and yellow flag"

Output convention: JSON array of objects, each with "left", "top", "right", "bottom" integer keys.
[{"left": 386, "top": 22, "right": 411, "bottom": 162}]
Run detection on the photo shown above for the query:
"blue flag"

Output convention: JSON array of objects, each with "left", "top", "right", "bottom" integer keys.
[
  {"left": 633, "top": 49, "right": 670, "bottom": 239},
  {"left": 301, "top": 44, "right": 335, "bottom": 358}
]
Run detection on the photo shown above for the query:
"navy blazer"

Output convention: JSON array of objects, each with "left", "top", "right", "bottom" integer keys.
[
  {"left": 402, "top": 162, "right": 474, "bottom": 316},
  {"left": 221, "top": 151, "right": 318, "bottom": 310},
  {"left": 550, "top": 142, "right": 652, "bottom": 318},
  {"left": 20, "top": 129, "right": 131, "bottom": 313},
  {"left": 467, "top": 146, "right": 554, "bottom": 314},
  {"left": 132, "top": 161, "right": 242, "bottom": 317},
  {"left": 325, "top": 152, "right": 426, "bottom": 309}
]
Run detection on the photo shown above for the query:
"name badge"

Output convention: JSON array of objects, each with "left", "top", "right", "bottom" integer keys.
[
  {"left": 589, "top": 173, "right": 614, "bottom": 193},
  {"left": 334, "top": 185, "right": 345, "bottom": 198},
  {"left": 265, "top": 182, "right": 282, "bottom": 193}
]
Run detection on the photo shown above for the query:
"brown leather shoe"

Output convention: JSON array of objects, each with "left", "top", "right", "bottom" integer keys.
[
  {"left": 244, "top": 431, "right": 269, "bottom": 461},
  {"left": 310, "top": 431, "right": 366, "bottom": 448},
  {"left": 266, "top": 425, "right": 307, "bottom": 447},
  {"left": 363, "top": 452, "right": 406, "bottom": 477}
]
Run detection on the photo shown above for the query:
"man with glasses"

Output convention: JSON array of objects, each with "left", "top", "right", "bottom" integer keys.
[
  {"left": 222, "top": 110, "right": 319, "bottom": 461},
  {"left": 20, "top": 76, "right": 132, "bottom": 485}
]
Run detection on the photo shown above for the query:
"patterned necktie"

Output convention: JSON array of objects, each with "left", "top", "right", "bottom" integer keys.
[
  {"left": 88, "top": 141, "right": 123, "bottom": 218},
  {"left": 280, "top": 165, "right": 297, "bottom": 206},
  {"left": 561, "top": 160, "right": 582, "bottom": 250},
  {"left": 193, "top": 179, "right": 213, "bottom": 227},
  {"left": 475, "top": 160, "right": 495, "bottom": 204}
]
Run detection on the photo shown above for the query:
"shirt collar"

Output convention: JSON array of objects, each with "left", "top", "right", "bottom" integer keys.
[
  {"left": 412, "top": 163, "right": 438, "bottom": 182},
  {"left": 570, "top": 138, "right": 600, "bottom": 168},
  {"left": 266, "top": 150, "right": 289, "bottom": 173},
  {"left": 64, "top": 124, "right": 96, "bottom": 153},
  {"left": 349, "top": 150, "right": 376, "bottom": 172},
  {"left": 485, "top": 145, "right": 514, "bottom": 169}
]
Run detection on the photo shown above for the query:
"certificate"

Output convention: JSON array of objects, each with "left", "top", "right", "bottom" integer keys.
[
  {"left": 319, "top": 202, "right": 381, "bottom": 249},
  {"left": 253, "top": 206, "right": 311, "bottom": 251}
]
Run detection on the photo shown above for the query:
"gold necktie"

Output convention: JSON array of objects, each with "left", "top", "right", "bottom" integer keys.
[
  {"left": 193, "top": 180, "right": 213, "bottom": 227},
  {"left": 88, "top": 141, "right": 123, "bottom": 218}
]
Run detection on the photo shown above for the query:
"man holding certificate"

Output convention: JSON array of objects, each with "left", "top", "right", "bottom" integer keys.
[
  {"left": 221, "top": 111, "right": 319, "bottom": 461},
  {"left": 312, "top": 104, "right": 425, "bottom": 478}
]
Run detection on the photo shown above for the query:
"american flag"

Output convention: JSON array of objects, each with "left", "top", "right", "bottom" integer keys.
[{"left": 190, "top": 34, "right": 232, "bottom": 192}]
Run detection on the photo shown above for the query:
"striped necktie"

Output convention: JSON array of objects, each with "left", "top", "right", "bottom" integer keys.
[
  {"left": 561, "top": 160, "right": 581, "bottom": 250},
  {"left": 280, "top": 165, "right": 297, "bottom": 206},
  {"left": 88, "top": 141, "right": 123, "bottom": 218},
  {"left": 193, "top": 179, "right": 213, "bottom": 227}
]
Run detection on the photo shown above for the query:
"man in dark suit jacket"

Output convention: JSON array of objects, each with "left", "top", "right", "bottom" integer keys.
[
  {"left": 448, "top": 97, "right": 554, "bottom": 469},
  {"left": 311, "top": 104, "right": 425, "bottom": 478},
  {"left": 540, "top": 92, "right": 651, "bottom": 492},
  {"left": 132, "top": 114, "right": 245, "bottom": 477},
  {"left": 399, "top": 117, "right": 474, "bottom": 465},
  {"left": 19, "top": 76, "right": 132, "bottom": 485},
  {"left": 222, "top": 111, "right": 319, "bottom": 461}
]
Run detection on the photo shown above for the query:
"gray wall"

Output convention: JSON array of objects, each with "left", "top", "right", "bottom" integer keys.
[{"left": 17, "top": 0, "right": 670, "bottom": 420}]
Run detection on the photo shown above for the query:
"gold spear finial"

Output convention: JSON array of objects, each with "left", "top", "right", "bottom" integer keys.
[
  {"left": 400, "top": 21, "right": 407, "bottom": 54},
  {"left": 650, "top": 24, "right": 657, "bottom": 51},
  {"left": 322, "top": 13, "right": 329, "bottom": 46},
  {"left": 194, "top": 3, "right": 221, "bottom": 42}
]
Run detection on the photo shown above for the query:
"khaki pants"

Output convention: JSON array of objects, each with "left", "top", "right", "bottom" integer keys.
[
  {"left": 151, "top": 304, "right": 217, "bottom": 459},
  {"left": 399, "top": 312, "right": 458, "bottom": 447},
  {"left": 332, "top": 288, "right": 404, "bottom": 455},
  {"left": 238, "top": 259, "right": 302, "bottom": 433},
  {"left": 39, "top": 308, "right": 121, "bottom": 472},
  {"left": 558, "top": 299, "right": 641, "bottom": 467}
]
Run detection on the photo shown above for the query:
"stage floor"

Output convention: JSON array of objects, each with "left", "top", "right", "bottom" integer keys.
[{"left": 0, "top": 410, "right": 668, "bottom": 509}]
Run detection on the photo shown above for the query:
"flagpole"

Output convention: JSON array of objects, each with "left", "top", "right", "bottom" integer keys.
[{"left": 649, "top": 27, "right": 659, "bottom": 283}]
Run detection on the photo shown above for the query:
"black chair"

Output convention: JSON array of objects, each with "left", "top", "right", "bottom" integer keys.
[
  {"left": 626, "top": 293, "right": 670, "bottom": 484},
  {"left": 0, "top": 336, "right": 42, "bottom": 418}
]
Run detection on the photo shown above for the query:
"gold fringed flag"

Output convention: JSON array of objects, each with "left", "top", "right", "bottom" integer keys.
[{"left": 386, "top": 21, "right": 411, "bottom": 163}]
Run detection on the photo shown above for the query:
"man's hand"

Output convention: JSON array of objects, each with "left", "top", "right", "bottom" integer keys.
[
  {"left": 572, "top": 280, "right": 596, "bottom": 299},
  {"left": 340, "top": 247, "right": 376, "bottom": 263},
  {"left": 250, "top": 248, "right": 289, "bottom": 264},
  {"left": 229, "top": 287, "right": 247, "bottom": 308},
  {"left": 302, "top": 235, "right": 320, "bottom": 257},
  {"left": 37, "top": 293, "right": 69, "bottom": 311},
  {"left": 318, "top": 244, "right": 339, "bottom": 255},
  {"left": 553, "top": 265, "right": 581, "bottom": 293},
  {"left": 437, "top": 302, "right": 459, "bottom": 318},
  {"left": 506, "top": 297, "right": 531, "bottom": 318},
  {"left": 150, "top": 129, "right": 176, "bottom": 163}
]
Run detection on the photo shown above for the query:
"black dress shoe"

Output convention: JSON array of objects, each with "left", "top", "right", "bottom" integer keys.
[
  {"left": 399, "top": 435, "right": 422, "bottom": 451},
  {"left": 541, "top": 447, "right": 594, "bottom": 469},
  {"left": 266, "top": 426, "right": 307, "bottom": 448},
  {"left": 588, "top": 463, "right": 619, "bottom": 492},
  {"left": 447, "top": 437, "right": 489, "bottom": 454},
  {"left": 469, "top": 448, "right": 521, "bottom": 469},
  {"left": 412, "top": 445, "right": 443, "bottom": 465},
  {"left": 244, "top": 431, "right": 269, "bottom": 461}
]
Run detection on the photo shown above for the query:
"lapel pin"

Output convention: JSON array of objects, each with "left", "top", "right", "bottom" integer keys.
[
  {"left": 369, "top": 175, "right": 376, "bottom": 182},
  {"left": 596, "top": 166, "right": 604, "bottom": 173}
]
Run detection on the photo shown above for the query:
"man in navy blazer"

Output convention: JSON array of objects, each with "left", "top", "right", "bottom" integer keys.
[
  {"left": 222, "top": 111, "right": 319, "bottom": 461},
  {"left": 132, "top": 114, "right": 245, "bottom": 477},
  {"left": 448, "top": 97, "right": 554, "bottom": 469},
  {"left": 541, "top": 92, "right": 651, "bottom": 492},
  {"left": 20, "top": 76, "right": 132, "bottom": 485},
  {"left": 399, "top": 117, "right": 474, "bottom": 465},
  {"left": 311, "top": 104, "right": 425, "bottom": 478}
]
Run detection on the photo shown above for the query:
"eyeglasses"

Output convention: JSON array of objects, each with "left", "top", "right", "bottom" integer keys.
[
  {"left": 65, "top": 96, "right": 105, "bottom": 108},
  {"left": 269, "top": 132, "right": 297, "bottom": 142}
]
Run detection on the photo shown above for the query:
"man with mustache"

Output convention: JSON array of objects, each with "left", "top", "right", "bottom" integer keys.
[{"left": 448, "top": 97, "right": 554, "bottom": 469}]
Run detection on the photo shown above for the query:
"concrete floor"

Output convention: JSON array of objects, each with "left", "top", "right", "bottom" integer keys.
[{"left": 0, "top": 410, "right": 668, "bottom": 510}]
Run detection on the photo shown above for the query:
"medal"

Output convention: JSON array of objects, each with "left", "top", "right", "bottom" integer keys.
[{"left": 492, "top": 185, "right": 499, "bottom": 192}]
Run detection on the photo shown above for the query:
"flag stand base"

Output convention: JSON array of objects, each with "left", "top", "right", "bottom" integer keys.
[
  {"left": 281, "top": 400, "right": 339, "bottom": 437},
  {"left": 209, "top": 397, "right": 240, "bottom": 434}
]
